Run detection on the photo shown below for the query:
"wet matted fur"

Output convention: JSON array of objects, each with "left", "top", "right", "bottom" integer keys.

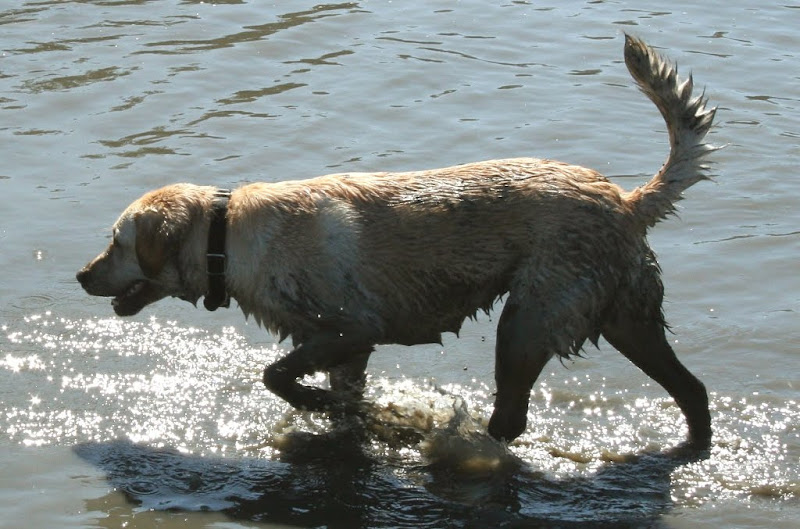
[{"left": 78, "top": 35, "right": 718, "bottom": 449}]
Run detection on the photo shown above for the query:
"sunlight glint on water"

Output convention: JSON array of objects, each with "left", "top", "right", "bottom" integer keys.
[{"left": 1, "top": 314, "right": 796, "bottom": 506}]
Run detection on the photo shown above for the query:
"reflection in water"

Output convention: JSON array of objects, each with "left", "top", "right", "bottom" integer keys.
[
  {"left": 19, "top": 67, "right": 133, "bottom": 94},
  {"left": 135, "top": 3, "right": 362, "bottom": 55},
  {"left": 74, "top": 427, "right": 702, "bottom": 528}
]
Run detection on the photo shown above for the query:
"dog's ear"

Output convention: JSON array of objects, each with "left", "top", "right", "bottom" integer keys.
[{"left": 134, "top": 208, "right": 170, "bottom": 279}]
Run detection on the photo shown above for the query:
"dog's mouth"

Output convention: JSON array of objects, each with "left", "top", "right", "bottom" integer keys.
[{"left": 112, "top": 280, "right": 163, "bottom": 316}]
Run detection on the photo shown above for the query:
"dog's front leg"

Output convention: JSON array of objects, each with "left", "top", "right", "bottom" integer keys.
[{"left": 262, "top": 333, "right": 373, "bottom": 414}]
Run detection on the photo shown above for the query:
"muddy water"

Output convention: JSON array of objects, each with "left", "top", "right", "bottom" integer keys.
[{"left": 1, "top": 1, "right": 798, "bottom": 528}]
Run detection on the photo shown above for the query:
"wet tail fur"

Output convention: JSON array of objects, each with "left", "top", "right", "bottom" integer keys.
[{"left": 622, "top": 34, "right": 718, "bottom": 228}]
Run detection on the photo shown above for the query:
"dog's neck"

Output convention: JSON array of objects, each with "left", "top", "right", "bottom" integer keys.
[{"left": 203, "top": 188, "right": 231, "bottom": 311}]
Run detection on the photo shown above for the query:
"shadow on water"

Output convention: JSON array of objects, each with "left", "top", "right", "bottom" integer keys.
[{"left": 74, "top": 417, "right": 708, "bottom": 529}]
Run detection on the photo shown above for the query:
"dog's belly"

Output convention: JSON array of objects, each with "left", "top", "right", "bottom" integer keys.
[
  {"left": 379, "top": 277, "right": 509, "bottom": 346},
  {"left": 236, "top": 263, "right": 511, "bottom": 348}
]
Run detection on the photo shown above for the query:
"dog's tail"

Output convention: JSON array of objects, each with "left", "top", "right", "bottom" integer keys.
[{"left": 622, "top": 34, "right": 718, "bottom": 229}]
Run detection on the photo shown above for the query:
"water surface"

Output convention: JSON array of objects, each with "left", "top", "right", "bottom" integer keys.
[{"left": 1, "top": 1, "right": 798, "bottom": 528}]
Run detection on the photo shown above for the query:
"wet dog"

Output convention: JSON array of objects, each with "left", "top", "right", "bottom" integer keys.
[{"left": 78, "top": 35, "right": 717, "bottom": 448}]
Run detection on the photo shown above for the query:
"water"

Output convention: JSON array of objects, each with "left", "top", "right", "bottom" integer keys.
[{"left": 1, "top": 1, "right": 798, "bottom": 527}]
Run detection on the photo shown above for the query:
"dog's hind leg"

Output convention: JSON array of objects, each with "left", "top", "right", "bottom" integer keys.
[
  {"left": 263, "top": 333, "right": 374, "bottom": 414},
  {"left": 602, "top": 314, "right": 712, "bottom": 449},
  {"left": 487, "top": 261, "right": 607, "bottom": 442},
  {"left": 487, "top": 299, "right": 556, "bottom": 442},
  {"left": 328, "top": 351, "right": 372, "bottom": 398}
]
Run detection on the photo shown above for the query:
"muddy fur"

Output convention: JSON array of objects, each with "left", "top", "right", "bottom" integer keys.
[{"left": 77, "top": 35, "right": 717, "bottom": 449}]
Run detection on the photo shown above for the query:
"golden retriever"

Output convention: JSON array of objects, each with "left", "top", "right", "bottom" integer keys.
[{"left": 77, "top": 35, "right": 717, "bottom": 449}]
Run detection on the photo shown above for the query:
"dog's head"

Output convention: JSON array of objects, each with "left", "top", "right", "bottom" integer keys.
[{"left": 76, "top": 184, "right": 213, "bottom": 316}]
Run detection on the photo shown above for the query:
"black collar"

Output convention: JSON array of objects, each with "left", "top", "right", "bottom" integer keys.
[{"left": 204, "top": 188, "right": 231, "bottom": 311}]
